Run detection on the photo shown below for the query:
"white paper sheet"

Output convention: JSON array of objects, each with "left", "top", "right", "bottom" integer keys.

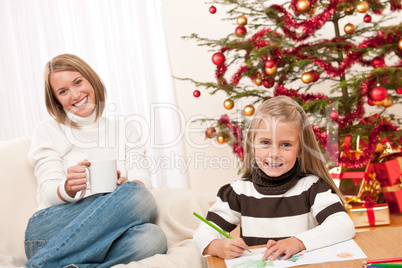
[{"left": 224, "top": 239, "right": 367, "bottom": 268}]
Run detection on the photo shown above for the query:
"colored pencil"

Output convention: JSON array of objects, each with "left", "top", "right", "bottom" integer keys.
[
  {"left": 367, "top": 264, "right": 402, "bottom": 267},
  {"left": 193, "top": 212, "right": 252, "bottom": 253},
  {"left": 367, "top": 266, "right": 395, "bottom": 268},
  {"left": 364, "top": 258, "right": 402, "bottom": 265}
]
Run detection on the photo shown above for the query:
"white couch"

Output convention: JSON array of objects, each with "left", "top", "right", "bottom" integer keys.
[{"left": 0, "top": 137, "right": 210, "bottom": 268}]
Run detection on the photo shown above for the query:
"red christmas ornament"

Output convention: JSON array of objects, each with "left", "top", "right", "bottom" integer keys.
[
  {"left": 265, "top": 60, "right": 275, "bottom": 69},
  {"left": 212, "top": 52, "right": 225, "bottom": 66},
  {"left": 397, "top": 88, "right": 402, "bottom": 94},
  {"left": 311, "top": 70, "right": 320, "bottom": 82},
  {"left": 370, "top": 86, "right": 387, "bottom": 101},
  {"left": 330, "top": 111, "right": 338, "bottom": 120},
  {"left": 235, "top": 26, "right": 247, "bottom": 37},
  {"left": 209, "top": 5, "right": 216, "bottom": 14},
  {"left": 364, "top": 14, "right": 372, "bottom": 23},
  {"left": 367, "top": 99, "right": 374, "bottom": 106},
  {"left": 262, "top": 77, "right": 275, "bottom": 88},
  {"left": 193, "top": 90, "right": 201, "bottom": 98},
  {"left": 205, "top": 127, "right": 217, "bottom": 139},
  {"left": 372, "top": 57, "right": 385, "bottom": 68}
]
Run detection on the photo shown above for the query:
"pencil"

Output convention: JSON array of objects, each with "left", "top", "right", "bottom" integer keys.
[
  {"left": 193, "top": 212, "right": 252, "bottom": 253},
  {"left": 364, "top": 258, "right": 402, "bottom": 265},
  {"left": 367, "top": 266, "right": 397, "bottom": 268},
  {"left": 367, "top": 264, "right": 402, "bottom": 267}
]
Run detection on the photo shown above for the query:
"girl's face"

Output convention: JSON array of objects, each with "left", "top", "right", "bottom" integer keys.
[
  {"left": 254, "top": 115, "right": 301, "bottom": 177},
  {"left": 50, "top": 71, "right": 96, "bottom": 118}
]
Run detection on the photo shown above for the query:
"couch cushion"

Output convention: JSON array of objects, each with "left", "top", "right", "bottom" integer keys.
[{"left": 0, "top": 137, "right": 37, "bottom": 266}]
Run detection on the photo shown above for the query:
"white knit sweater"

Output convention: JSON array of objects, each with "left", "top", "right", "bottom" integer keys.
[{"left": 28, "top": 111, "right": 151, "bottom": 211}]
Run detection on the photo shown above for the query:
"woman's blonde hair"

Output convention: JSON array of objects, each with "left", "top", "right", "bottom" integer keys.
[
  {"left": 44, "top": 53, "right": 106, "bottom": 128},
  {"left": 242, "top": 95, "right": 345, "bottom": 203}
]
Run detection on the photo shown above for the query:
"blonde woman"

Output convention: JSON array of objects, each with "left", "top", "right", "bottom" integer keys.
[
  {"left": 25, "top": 54, "right": 167, "bottom": 268},
  {"left": 194, "top": 96, "right": 355, "bottom": 261}
]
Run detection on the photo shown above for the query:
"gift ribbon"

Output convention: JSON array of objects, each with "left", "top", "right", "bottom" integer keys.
[
  {"left": 365, "top": 202, "right": 376, "bottom": 226},
  {"left": 382, "top": 177, "right": 402, "bottom": 193},
  {"left": 343, "top": 135, "right": 366, "bottom": 158},
  {"left": 344, "top": 136, "right": 351, "bottom": 153}
]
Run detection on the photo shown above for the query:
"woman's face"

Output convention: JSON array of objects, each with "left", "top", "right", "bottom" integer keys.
[
  {"left": 50, "top": 71, "right": 96, "bottom": 117},
  {"left": 253, "top": 115, "right": 301, "bottom": 177}
]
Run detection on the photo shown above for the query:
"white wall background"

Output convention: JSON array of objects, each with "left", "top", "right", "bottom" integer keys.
[{"left": 161, "top": 1, "right": 239, "bottom": 201}]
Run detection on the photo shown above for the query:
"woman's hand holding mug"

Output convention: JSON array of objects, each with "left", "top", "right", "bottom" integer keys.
[{"left": 64, "top": 160, "right": 91, "bottom": 198}]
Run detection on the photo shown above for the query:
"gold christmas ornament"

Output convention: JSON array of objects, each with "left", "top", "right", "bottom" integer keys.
[
  {"left": 375, "top": 142, "right": 384, "bottom": 153},
  {"left": 216, "top": 134, "right": 226, "bottom": 144},
  {"left": 343, "top": 5, "right": 355, "bottom": 14},
  {"left": 356, "top": 1, "right": 369, "bottom": 13},
  {"left": 243, "top": 104, "right": 255, "bottom": 116},
  {"left": 254, "top": 75, "right": 263, "bottom": 86},
  {"left": 381, "top": 115, "right": 391, "bottom": 122},
  {"left": 344, "top": 23, "right": 356, "bottom": 34},
  {"left": 265, "top": 65, "right": 277, "bottom": 75},
  {"left": 398, "top": 37, "right": 402, "bottom": 51},
  {"left": 223, "top": 99, "right": 234, "bottom": 110},
  {"left": 237, "top": 15, "right": 248, "bottom": 27},
  {"left": 382, "top": 96, "right": 394, "bottom": 108},
  {"left": 373, "top": 100, "right": 384, "bottom": 106},
  {"left": 296, "top": 0, "right": 310, "bottom": 12},
  {"left": 301, "top": 72, "right": 314, "bottom": 84}
]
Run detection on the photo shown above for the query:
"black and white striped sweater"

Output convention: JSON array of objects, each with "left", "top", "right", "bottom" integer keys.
[{"left": 193, "top": 174, "right": 355, "bottom": 255}]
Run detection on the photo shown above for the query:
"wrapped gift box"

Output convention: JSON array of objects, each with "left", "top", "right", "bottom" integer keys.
[
  {"left": 381, "top": 185, "right": 402, "bottom": 214},
  {"left": 374, "top": 157, "right": 402, "bottom": 214},
  {"left": 330, "top": 167, "right": 368, "bottom": 198},
  {"left": 347, "top": 203, "right": 390, "bottom": 227}
]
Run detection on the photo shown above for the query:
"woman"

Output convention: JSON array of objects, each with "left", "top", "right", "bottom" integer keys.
[{"left": 25, "top": 54, "right": 167, "bottom": 268}]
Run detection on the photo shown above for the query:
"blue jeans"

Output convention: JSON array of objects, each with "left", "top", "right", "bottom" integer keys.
[{"left": 24, "top": 182, "right": 167, "bottom": 268}]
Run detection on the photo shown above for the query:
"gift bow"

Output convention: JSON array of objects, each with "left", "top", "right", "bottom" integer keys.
[{"left": 358, "top": 173, "right": 382, "bottom": 203}]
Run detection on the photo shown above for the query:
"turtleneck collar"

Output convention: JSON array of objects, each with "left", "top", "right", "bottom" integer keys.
[
  {"left": 251, "top": 159, "right": 301, "bottom": 195},
  {"left": 64, "top": 109, "right": 99, "bottom": 129}
]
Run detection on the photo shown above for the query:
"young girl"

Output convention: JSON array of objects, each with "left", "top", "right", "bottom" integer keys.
[
  {"left": 193, "top": 96, "right": 355, "bottom": 261},
  {"left": 24, "top": 54, "right": 167, "bottom": 268}
]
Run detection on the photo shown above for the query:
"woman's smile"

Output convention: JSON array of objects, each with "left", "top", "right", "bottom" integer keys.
[{"left": 73, "top": 96, "right": 89, "bottom": 108}]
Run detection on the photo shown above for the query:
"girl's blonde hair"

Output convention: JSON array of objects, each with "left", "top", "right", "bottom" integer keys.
[
  {"left": 44, "top": 53, "right": 106, "bottom": 128},
  {"left": 242, "top": 95, "right": 345, "bottom": 203}
]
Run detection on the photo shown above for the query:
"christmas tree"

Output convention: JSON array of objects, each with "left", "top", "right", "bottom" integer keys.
[{"left": 182, "top": 0, "right": 402, "bottom": 169}]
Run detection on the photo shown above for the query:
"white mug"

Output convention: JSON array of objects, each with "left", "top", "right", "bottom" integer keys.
[{"left": 85, "top": 159, "right": 118, "bottom": 194}]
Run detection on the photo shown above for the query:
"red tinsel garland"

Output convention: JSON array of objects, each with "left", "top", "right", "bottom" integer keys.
[
  {"left": 270, "top": 0, "right": 340, "bottom": 41},
  {"left": 274, "top": 83, "right": 328, "bottom": 101},
  {"left": 313, "top": 122, "right": 400, "bottom": 168},
  {"left": 231, "top": 66, "right": 249, "bottom": 84}
]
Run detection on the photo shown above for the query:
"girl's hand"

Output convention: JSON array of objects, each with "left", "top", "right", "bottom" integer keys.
[
  {"left": 262, "top": 237, "right": 306, "bottom": 261},
  {"left": 203, "top": 238, "right": 249, "bottom": 259},
  {"left": 64, "top": 160, "right": 91, "bottom": 198}
]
